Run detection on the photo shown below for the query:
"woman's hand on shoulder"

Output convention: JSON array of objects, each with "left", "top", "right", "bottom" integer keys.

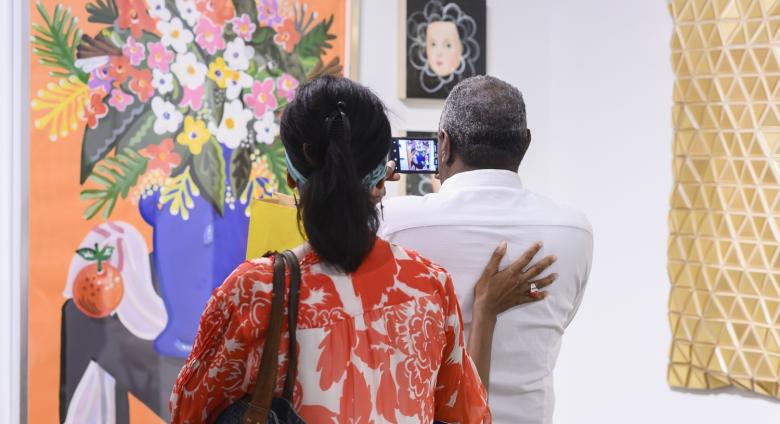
[{"left": 472, "top": 241, "right": 558, "bottom": 322}]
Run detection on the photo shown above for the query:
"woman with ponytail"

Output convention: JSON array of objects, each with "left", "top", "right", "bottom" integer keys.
[{"left": 171, "top": 77, "right": 553, "bottom": 423}]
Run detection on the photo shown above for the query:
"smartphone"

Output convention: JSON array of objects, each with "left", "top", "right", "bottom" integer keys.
[{"left": 390, "top": 137, "right": 439, "bottom": 174}]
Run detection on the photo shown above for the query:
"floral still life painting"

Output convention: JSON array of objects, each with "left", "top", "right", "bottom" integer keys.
[
  {"left": 28, "top": 0, "right": 356, "bottom": 422},
  {"left": 32, "top": 0, "right": 348, "bottom": 220}
]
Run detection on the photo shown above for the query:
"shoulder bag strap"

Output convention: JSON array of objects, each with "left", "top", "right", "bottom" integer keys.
[
  {"left": 280, "top": 250, "right": 301, "bottom": 401},
  {"left": 244, "top": 253, "right": 287, "bottom": 424}
]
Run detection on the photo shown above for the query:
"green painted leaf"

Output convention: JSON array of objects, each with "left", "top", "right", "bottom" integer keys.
[
  {"left": 252, "top": 27, "right": 275, "bottom": 46},
  {"left": 32, "top": 3, "right": 88, "bottom": 82},
  {"left": 190, "top": 138, "right": 226, "bottom": 216},
  {"left": 76, "top": 247, "right": 97, "bottom": 260},
  {"left": 80, "top": 100, "right": 146, "bottom": 184},
  {"left": 116, "top": 106, "right": 155, "bottom": 152},
  {"left": 99, "top": 245, "right": 115, "bottom": 259},
  {"left": 260, "top": 142, "right": 291, "bottom": 195},
  {"left": 300, "top": 55, "right": 320, "bottom": 76},
  {"left": 204, "top": 79, "right": 225, "bottom": 124},
  {"left": 230, "top": 145, "right": 253, "bottom": 199},
  {"left": 80, "top": 149, "right": 148, "bottom": 220},
  {"left": 85, "top": 0, "right": 118, "bottom": 25},
  {"left": 295, "top": 15, "right": 336, "bottom": 59}
]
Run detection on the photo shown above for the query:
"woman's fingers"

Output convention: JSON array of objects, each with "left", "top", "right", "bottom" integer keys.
[
  {"left": 520, "top": 255, "right": 557, "bottom": 280},
  {"left": 530, "top": 273, "right": 558, "bottom": 290},
  {"left": 480, "top": 241, "right": 508, "bottom": 280},
  {"left": 506, "top": 242, "right": 544, "bottom": 275},
  {"left": 506, "top": 273, "right": 558, "bottom": 307}
]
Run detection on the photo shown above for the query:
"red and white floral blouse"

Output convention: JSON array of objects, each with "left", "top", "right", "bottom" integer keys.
[{"left": 170, "top": 239, "right": 490, "bottom": 423}]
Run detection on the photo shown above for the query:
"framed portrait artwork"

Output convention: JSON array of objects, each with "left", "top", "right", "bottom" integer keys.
[
  {"left": 399, "top": 0, "right": 487, "bottom": 99},
  {"left": 27, "top": 0, "right": 359, "bottom": 423}
]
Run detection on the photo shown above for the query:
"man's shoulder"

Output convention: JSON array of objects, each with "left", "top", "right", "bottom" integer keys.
[
  {"left": 381, "top": 188, "right": 593, "bottom": 237},
  {"left": 381, "top": 193, "right": 444, "bottom": 235},
  {"left": 522, "top": 191, "right": 593, "bottom": 236}
]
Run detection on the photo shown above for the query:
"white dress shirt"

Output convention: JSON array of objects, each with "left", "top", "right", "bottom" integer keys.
[{"left": 379, "top": 169, "right": 593, "bottom": 424}]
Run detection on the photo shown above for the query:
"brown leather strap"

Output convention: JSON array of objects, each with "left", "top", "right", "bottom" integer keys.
[
  {"left": 280, "top": 250, "right": 301, "bottom": 401},
  {"left": 244, "top": 253, "right": 287, "bottom": 424}
]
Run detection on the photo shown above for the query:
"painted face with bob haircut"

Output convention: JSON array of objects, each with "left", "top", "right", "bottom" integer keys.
[{"left": 425, "top": 21, "right": 463, "bottom": 77}]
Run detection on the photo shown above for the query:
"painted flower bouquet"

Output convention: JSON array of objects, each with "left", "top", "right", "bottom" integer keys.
[{"left": 32, "top": 0, "right": 343, "bottom": 220}]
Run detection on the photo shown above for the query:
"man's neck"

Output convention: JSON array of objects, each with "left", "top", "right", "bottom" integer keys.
[{"left": 441, "top": 162, "right": 517, "bottom": 185}]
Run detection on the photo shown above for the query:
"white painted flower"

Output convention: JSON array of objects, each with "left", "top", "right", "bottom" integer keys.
[
  {"left": 146, "top": 0, "right": 171, "bottom": 21},
  {"left": 171, "top": 52, "right": 207, "bottom": 89},
  {"left": 224, "top": 38, "right": 255, "bottom": 71},
  {"left": 253, "top": 111, "right": 279, "bottom": 145},
  {"left": 152, "top": 69, "right": 174, "bottom": 94},
  {"left": 152, "top": 97, "right": 183, "bottom": 134},
  {"left": 225, "top": 71, "right": 253, "bottom": 100},
  {"left": 157, "top": 18, "right": 193, "bottom": 53},
  {"left": 208, "top": 100, "right": 253, "bottom": 148},
  {"left": 176, "top": 0, "right": 201, "bottom": 27}
]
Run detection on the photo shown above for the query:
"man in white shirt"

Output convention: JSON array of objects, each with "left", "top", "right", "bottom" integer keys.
[{"left": 379, "top": 76, "right": 593, "bottom": 424}]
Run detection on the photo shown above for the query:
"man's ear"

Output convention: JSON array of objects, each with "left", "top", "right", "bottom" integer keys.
[
  {"left": 438, "top": 130, "right": 451, "bottom": 163},
  {"left": 526, "top": 128, "right": 532, "bottom": 146},
  {"left": 286, "top": 173, "right": 297, "bottom": 190}
]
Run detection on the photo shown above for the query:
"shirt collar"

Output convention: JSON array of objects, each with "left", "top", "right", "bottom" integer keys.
[{"left": 438, "top": 169, "right": 524, "bottom": 193}]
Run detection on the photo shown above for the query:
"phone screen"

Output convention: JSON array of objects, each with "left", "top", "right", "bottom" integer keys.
[{"left": 391, "top": 137, "right": 438, "bottom": 174}]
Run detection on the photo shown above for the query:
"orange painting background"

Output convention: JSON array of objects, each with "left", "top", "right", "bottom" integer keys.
[{"left": 27, "top": 1, "right": 351, "bottom": 423}]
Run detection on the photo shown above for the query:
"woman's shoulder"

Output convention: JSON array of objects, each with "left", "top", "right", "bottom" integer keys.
[
  {"left": 214, "top": 257, "right": 276, "bottom": 299},
  {"left": 387, "top": 241, "right": 446, "bottom": 270},
  {"left": 385, "top": 241, "right": 453, "bottom": 293}
]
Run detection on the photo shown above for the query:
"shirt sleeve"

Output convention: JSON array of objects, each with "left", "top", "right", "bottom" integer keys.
[
  {"left": 434, "top": 271, "right": 492, "bottom": 424},
  {"left": 169, "top": 261, "right": 267, "bottom": 424}
]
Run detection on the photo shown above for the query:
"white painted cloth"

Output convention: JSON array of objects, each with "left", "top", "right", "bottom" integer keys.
[
  {"left": 380, "top": 169, "right": 594, "bottom": 424},
  {"left": 64, "top": 361, "right": 116, "bottom": 424},
  {"left": 63, "top": 221, "right": 168, "bottom": 423},
  {"left": 64, "top": 221, "right": 167, "bottom": 340}
]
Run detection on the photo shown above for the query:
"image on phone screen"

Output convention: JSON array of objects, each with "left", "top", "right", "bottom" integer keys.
[{"left": 392, "top": 137, "right": 438, "bottom": 174}]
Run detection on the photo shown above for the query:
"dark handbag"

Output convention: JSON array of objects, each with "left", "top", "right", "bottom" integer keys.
[{"left": 215, "top": 250, "right": 305, "bottom": 424}]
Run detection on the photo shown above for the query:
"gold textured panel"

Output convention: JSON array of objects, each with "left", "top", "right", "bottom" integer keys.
[{"left": 668, "top": 0, "right": 780, "bottom": 399}]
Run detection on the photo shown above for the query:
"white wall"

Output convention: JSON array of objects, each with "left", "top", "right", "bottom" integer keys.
[
  {"left": 1, "top": 0, "right": 26, "bottom": 423},
  {"left": 362, "top": 0, "right": 780, "bottom": 423},
  {"left": 359, "top": 0, "right": 553, "bottom": 195}
]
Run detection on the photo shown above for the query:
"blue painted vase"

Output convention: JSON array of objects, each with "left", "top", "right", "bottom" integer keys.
[{"left": 140, "top": 150, "right": 250, "bottom": 358}]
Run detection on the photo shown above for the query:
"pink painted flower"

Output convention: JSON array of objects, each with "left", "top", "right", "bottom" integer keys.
[
  {"left": 244, "top": 78, "right": 277, "bottom": 117},
  {"left": 276, "top": 73, "right": 299, "bottom": 102},
  {"left": 195, "top": 17, "right": 225, "bottom": 54},
  {"left": 230, "top": 13, "right": 256, "bottom": 41},
  {"left": 108, "top": 88, "right": 134, "bottom": 112},
  {"left": 180, "top": 84, "right": 205, "bottom": 110},
  {"left": 147, "top": 42, "right": 175, "bottom": 72},
  {"left": 122, "top": 36, "right": 146, "bottom": 66}
]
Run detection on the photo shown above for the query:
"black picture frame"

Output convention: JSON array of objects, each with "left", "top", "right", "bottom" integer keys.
[{"left": 400, "top": 0, "right": 487, "bottom": 99}]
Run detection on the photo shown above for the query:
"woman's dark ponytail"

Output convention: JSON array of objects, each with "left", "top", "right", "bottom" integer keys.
[{"left": 281, "top": 77, "right": 391, "bottom": 273}]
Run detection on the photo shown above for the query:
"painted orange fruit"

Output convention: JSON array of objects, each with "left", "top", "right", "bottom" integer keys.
[{"left": 72, "top": 244, "right": 124, "bottom": 318}]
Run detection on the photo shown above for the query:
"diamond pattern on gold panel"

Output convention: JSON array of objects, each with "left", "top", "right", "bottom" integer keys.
[{"left": 668, "top": 0, "right": 780, "bottom": 399}]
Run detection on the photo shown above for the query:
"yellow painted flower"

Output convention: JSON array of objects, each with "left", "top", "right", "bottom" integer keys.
[
  {"left": 207, "top": 57, "right": 234, "bottom": 89},
  {"left": 176, "top": 116, "right": 211, "bottom": 155}
]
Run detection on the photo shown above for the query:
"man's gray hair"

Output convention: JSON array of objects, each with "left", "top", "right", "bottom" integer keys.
[{"left": 439, "top": 75, "right": 529, "bottom": 168}]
